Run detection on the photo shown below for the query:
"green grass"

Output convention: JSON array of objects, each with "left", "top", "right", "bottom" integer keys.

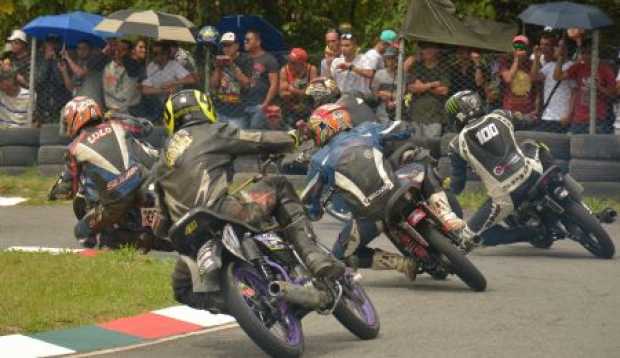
[
  {"left": 0, "top": 168, "right": 67, "bottom": 206},
  {"left": 0, "top": 248, "right": 176, "bottom": 335},
  {"left": 457, "top": 191, "right": 620, "bottom": 213}
]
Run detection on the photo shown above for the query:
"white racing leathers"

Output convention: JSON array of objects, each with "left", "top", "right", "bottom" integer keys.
[{"left": 449, "top": 110, "right": 543, "bottom": 234}]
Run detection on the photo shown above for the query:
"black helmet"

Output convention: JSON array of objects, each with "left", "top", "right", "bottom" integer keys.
[
  {"left": 445, "top": 90, "right": 484, "bottom": 128},
  {"left": 163, "top": 89, "right": 217, "bottom": 136}
]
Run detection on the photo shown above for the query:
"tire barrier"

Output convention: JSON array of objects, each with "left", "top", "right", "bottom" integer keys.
[
  {"left": 0, "top": 128, "right": 40, "bottom": 147},
  {"left": 39, "top": 124, "right": 71, "bottom": 146},
  {"left": 570, "top": 135, "right": 620, "bottom": 161},
  {"left": 37, "top": 145, "right": 67, "bottom": 165},
  {"left": 515, "top": 131, "right": 571, "bottom": 160}
]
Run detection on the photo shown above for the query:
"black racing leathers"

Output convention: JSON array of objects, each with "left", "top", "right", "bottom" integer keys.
[
  {"left": 151, "top": 121, "right": 298, "bottom": 229},
  {"left": 449, "top": 110, "right": 543, "bottom": 234}
]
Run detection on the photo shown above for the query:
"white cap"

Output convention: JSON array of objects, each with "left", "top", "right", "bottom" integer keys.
[
  {"left": 7, "top": 29, "right": 27, "bottom": 43},
  {"left": 220, "top": 32, "right": 236, "bottom": 43}
]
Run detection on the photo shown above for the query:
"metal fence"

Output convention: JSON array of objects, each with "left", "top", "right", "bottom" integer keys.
[{"left": 3, "top": 38, "right": 620, "bottom": 137}]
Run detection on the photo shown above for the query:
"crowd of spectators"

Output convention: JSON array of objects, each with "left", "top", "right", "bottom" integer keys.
[{"left": 0, "top": 24, "right": 619, "bottom": 136}]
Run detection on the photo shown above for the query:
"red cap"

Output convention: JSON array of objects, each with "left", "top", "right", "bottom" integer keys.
[
  {"left": 289, "top": 48, "right": 308, "bottom": 63},
  {"left": 512, "top": 35, "right": 529, "bottom": 46}
]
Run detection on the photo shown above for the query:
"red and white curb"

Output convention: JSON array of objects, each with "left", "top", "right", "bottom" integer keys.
[{"left": 0, "top": 306, "right": 237, "bottom": 358}]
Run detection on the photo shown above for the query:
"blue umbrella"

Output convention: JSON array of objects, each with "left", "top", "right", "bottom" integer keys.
[
  {"left": 23, "top": 11, "right": 116, "bottom": 48},
  {"left": 216, "top": 15, "right": 288, "bottom": 53},
  {"left": 518, "top": 1, "right": 613, "bottom": 30}
]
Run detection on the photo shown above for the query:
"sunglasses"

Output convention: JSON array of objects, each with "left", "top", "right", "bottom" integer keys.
[
  {"left": 244, "top": 38, "right": 252, "bottom": 43},
  {"left": 340, "top": 33, "right": 354, "bottom": 40}
]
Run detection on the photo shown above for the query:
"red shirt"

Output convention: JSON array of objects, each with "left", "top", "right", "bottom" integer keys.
[
  {"left": 499, "top": 56, "right": 535, "bottom": 114},
  {"left": 567, "top": 62, "right": 615, "bottom": 123}
]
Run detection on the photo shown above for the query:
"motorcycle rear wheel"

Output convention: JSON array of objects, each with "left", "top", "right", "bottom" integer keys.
[
  {"left": 222, "top": 261, "right": 304, "bottom": 358},
  {"left": 422, "top": 225, "right": 487, "bottom": 292},
  {"left": 563, "top": 200, "right": 615, "bottom": 259}
]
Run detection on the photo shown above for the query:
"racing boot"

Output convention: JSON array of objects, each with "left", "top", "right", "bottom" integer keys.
[
  {"left": 371, "top": 249, "right": 417, "bottom": 280},
  {"left": 284, "top": 218, "right": 345, "bottom": 279},
  {"left": 428, "top": 192, "right": 466, "bottom": 232},
  {"left": 455, "top": 225, "right": 481, "bottom": 254}
]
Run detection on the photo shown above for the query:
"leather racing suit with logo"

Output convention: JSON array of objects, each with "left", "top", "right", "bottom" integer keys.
[
  {"left": 301, "top": 121, "right": 448, "bottom": 269},
  {"left": 449, "top": 110, "right": 543, "bottom": 235},
  {"left": 50, "top": 117, "right": 159, "bottom": 242},
  {"left": 152, "top": 121, "right": 342, "bottom": 311}
]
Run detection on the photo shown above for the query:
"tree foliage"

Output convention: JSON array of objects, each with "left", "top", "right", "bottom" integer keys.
[{"left": 1, "top": 0, "right": 619, "bottom": 52}]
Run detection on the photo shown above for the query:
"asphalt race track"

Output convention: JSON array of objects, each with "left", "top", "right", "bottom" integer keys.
[{"left": 1, "top": 205, "right": 619, "bottom": 357}]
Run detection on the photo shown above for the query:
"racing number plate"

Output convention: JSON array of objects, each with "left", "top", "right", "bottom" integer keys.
[{"left": 141, "top": 208, "right": 160, "bottom": 228}]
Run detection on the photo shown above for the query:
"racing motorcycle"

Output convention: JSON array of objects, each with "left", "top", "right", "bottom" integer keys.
[
  {"left": 168, "top": 191, "right": 380, "bottom": 358},
  {"left": 503, "top": 164, "right": 615, "bottom": 259},
  {"left": 322, "top": 159, "right": 487, "bottom": 292}
]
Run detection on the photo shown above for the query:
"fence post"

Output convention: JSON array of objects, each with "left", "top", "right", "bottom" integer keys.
[
  {"left": 204, "top": 47, "right": 212, "bottom": 95},
  {"left": 589, "top": 30, "right": 599, "bottom": 135},
  {"left": 395, "top": 37, "right": 405, "bottom": 122},
  {"left": 27, "top": 37, "right": 37, "bottom": 126}
]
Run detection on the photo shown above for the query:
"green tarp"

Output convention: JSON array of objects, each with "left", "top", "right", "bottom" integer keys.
[{"left": 401, "top": 0, "right": 518, "bottom": 52}]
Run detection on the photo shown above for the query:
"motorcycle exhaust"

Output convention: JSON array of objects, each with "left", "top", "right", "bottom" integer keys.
[{"left": 268, "top": 281, "right": 330, "bottom": 309}]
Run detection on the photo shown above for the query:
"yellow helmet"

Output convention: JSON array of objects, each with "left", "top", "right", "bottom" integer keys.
[{"left": 163, "top": 89, "right": 217, "bottom": 136}]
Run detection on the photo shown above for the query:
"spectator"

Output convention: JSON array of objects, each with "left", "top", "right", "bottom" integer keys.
[
  {"left": 615, "top": 65, "right": 620, "bottom": 134},
  {"left": 279, "top": 47, "right": 317, "bottom": 127},
  {"left": 102, "top": 39, "right": 142, "bottom": 114},
  {"left": 131, "top": 38, "right": 148, "bottom": 75},
  {"left": 554, "top": 40, "right": 615, "bottom": 134},
  {"left": 449, "top": 46, "right": 487, "bottom": 95},
  {"left": 371, "top": 46, "right": 399, "bottom": 122},
  {"left": 6, "top": 29, "right": 30, "bottom": 89},
  {"left": 530, "top": 37, "right": 575, "bottom": 133},
  {"left": 243, "top": 29, "right": 279, "bottom": 129},
  {"left": 407, "top": 42, "right": 450, "bottom": 138},
  {"left": 0, "top": 68, "right": 30, "bottom": 127},
  {"left": 364, "top": 29, "right": 397, "bottom": 73},
  {"left": 499, "top": 35, "right": 535, "bottom": 115},
  {"left": 168, "top": 41, "right": 199, "bottom": 87},
  {"left": 209, "top": 32, "right": 252, "bottom": 128},
  {"left": 34, "top": 36, "right": 72, "bottom": 125},
  {"left": 321, "top": 29, "right": 340, "bottom": 78},
  {"left": 142, "top": 42, "right": 196, "bottom": 120},
  {"left": 58, "top": 40, "right": 106, "bottom": 107},
  {"left": 330, "top": 33, "right": 373, "bottom": 96},
  {"left": 529, "top": 28, "right": 555, "bottom": 67}
]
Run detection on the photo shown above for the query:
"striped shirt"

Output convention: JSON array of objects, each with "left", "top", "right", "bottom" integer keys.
[{"left": 0, "top": 87, "right": 31, "bottom": 127}]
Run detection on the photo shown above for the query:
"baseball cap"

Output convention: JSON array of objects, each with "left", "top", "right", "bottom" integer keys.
[
  {"left": 384, "top": 46, "right": 398, "bottom": 57},
  {"left": 512, "top": 35, "right": 529, "bottom": 46},
  {"left": 380, "top": 29, "right": 397, "bottom": 43},
  {"left": 289, "top": 48, "right": 308, "bottom": 63},
  {"left": 220, "top": 32, "right": 236, "bottom": 43},
  {"left": 7, "top": 29, "right": 27, "bottom": 43}
]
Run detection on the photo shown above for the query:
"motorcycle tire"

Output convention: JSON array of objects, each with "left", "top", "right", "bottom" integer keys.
[
  {"left": 333, "top": 277, "right": 380, "bottom": 340},
  {"left": 422, "top": 225, "right": 487, "bottom": 292},
  {"left": 563, "top": 200, "right": 615, "bottom": 259},
  {"left": 222, "top": 261, "right": 305, "bottom": 358}
]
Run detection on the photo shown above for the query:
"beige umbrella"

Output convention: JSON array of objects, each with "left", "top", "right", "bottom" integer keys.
[{"left": 95, "top": 9, "right": 196, "bottom": 43}]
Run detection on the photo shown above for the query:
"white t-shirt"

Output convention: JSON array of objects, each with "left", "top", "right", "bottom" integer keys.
[
  {"left": 330, "top": 55, "right": 372, "bottom": 95},
  {"left": 540, "top": 61, "right": 575, "bottom": 121},
  {"left": 363, "top": 48, "right": 384, "bottom": 71},
  {"left": 0, "top": 87, "right": 30, "bottom": 127},
  {"left": 143, "top": 60, "right": 190, "bottom": 99}
]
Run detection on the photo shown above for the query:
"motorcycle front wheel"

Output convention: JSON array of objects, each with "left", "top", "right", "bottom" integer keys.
[
  {"left": 563, "top": 200, "right": 615, "bottom": 259},
  {"left": 222, "top": 261, "right": 304, "bottom": 358},
  {"left": 333, "top": 271, "right": 380, "bottom": 340},
  {"left": 422, "top": 224, "right": 487, "bottom": 292}
]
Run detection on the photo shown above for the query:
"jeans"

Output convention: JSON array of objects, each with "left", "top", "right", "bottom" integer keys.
[
  {"left": 217, "top": 111, "right": 248, "bottom": 129},
  {"left": 245, "top": 104, "right": 268, "bottom": 129},
  {"left": 569, "top": 122, "right": 610, "bottom": 134}
]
